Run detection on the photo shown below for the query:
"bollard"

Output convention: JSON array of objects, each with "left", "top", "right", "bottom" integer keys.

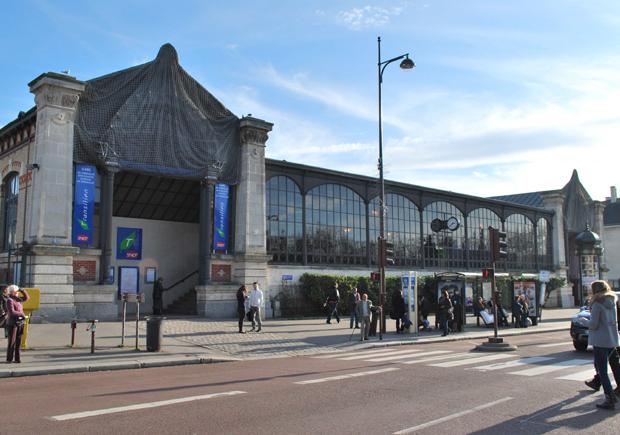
[
  {"left": 85, "top": 320, "right": 98, "bottom": 354},
  {"left": 70, "top": 320, "right": 77, "bottom": 347}
]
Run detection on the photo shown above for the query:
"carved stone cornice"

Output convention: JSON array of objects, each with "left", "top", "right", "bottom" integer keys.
[
  {"left": 29, "top": 73, "right": 85, "bottom": 111},
  {"left": 239, "top": 116, "right": 273, "bottom": 146}
]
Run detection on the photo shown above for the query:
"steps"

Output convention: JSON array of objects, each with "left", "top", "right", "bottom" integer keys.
[{"left": 165, "top": 289, "right": 197, "bottom": 315}]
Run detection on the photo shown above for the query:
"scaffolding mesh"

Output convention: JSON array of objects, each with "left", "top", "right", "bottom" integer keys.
[{"left": 74, "top": 43, "right": 240, "bottom": 183}]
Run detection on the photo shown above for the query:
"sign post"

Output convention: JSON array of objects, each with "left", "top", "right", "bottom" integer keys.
[{"left": 401, "top": 271, "right": 418, "bottom": 334}]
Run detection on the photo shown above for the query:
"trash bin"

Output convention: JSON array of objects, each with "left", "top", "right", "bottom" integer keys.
[{"left": 146, "top": 316, "right": 165, "bottom": 352}]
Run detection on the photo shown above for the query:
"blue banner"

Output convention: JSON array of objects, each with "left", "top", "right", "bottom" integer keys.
[
  {"left": 213, "top": 184, "right": 229, "bottom": 252},
  {"left": 116, "top": 227, "right": 142, "bottom": 260},
  {"left": 72, "top": 164, "right": 96, "bottom": 245}
]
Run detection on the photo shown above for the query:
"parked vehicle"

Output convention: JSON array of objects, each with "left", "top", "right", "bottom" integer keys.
[{"left": 570, "top": 291, "right": 620, "bottom": 352}]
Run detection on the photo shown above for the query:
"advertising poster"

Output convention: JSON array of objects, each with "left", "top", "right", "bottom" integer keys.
[
  {"left": 213, "top": 183, "right": 230, "bottom": 252},
  {"left": 514, "top": 281, "right": 537, "bottom": 317},
  {"left": 118, "top": 266, "right": 139, "bottom": 298},
  {"left": 116, "top": 227, "right": 143, "bottom": 260},
  {"left": 72, "top": 164, "right": 96, "bottom": 245}
]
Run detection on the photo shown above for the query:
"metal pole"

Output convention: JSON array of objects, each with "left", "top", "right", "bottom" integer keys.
[
  {"left": 378, "top": 36, "right": 385, "bottom": 340},
  {"left": 135, "top": 301, "right": 140, "bottom": 351},
  {"left": 90, "top": 321, "right": 96, "bottom": 354},
  {"left": 491, "top": 262, "right": 498, "bottom": 339},
  {"left": 121, "top": 299, "right": 126, "bottom": 347},
  {"left": 199, "top": 177, "right": 212, "bottom": 285}
]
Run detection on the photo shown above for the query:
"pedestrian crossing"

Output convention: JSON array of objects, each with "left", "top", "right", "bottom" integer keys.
[{"left": 313, "top": 347, "right": 601, "bottom": 384}]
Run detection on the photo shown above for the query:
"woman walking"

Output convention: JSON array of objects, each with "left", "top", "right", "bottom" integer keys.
[
  {"left": 6, "top": 285, "right": 29, "bottom": 363},
  {"left": 236, "top": 285, "right": 248, "bottom": 334},
  {"left": 587, "top": 280, "right": 619, "bottom": 410},
  {"left": 437, "top": 289, "right": 453, "bottom": 337}
]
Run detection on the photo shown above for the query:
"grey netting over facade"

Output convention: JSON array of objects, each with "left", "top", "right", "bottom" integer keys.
[{"left": 74, "top": 43, "right": 240, "bottom": 183}]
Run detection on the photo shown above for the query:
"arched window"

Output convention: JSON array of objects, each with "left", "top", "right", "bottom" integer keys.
[
  {"left": 505, "top": 214, "right": 536, "bottom": 271},
  {"left": 467, "top": 208, "right": 502, "bottom": 269},
  {"left": 306, "top": 183, "right": 366, "bottom": 265},
  {"left": 3, "top": 173, "right": 19, "bottom": 251},
  {"left": 423, "top": 201, "right": 465, "bottom": 269},
  {"left": 537, "top": 218, "right": 552, "bottom": 270},
  {"left": 369, "top": 193, "right": 421, "bottom": 267},
  {"left": 265, "top": 176, "right": 303, "bottom": 264}
]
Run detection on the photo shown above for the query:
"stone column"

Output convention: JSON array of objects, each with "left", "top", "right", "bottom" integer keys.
[
  {"left": 99, "top": 159, "right": 120, "bottom": 284},
  {"left": 27, "top": 73, "right": 85, "bottom": 321},
  {"left": 541, "top": 192, "right": 567, "bottom": 271},
  {"left": 592, "top": 201, "right": 607, "bottom": 279},
  {"left": 232, "top": 117, "right": 273, "bottom": 287},
  {"left": 198, "top": 177, "right": 215, "bottom": 285}
]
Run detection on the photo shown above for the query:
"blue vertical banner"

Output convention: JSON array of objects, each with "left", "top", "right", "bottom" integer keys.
[
  {"left": 116, "top": 228, "right": 143, "bottom": 260},
  {"left": 213, "top": 183, "right": 229, "bottom": 252},
  {"left": 72, "top": 164, "right": 96, "bottom": 245}
]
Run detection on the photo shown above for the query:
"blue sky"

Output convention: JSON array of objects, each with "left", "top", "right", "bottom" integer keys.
[{"left": 2, "top": 0, "right": 619, "bottom": 200}]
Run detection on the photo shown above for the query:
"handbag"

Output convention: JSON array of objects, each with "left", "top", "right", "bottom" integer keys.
[{"left": 246, "top": 311, "right": 253, "bottom": 322}]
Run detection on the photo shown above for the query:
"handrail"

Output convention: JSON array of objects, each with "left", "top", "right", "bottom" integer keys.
[{"left": 164, "top": 270, "right": 198, "bottom": 292}]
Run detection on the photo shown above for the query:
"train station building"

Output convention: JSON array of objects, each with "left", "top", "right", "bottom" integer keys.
[{"left": 0, "top": 44, "right": 607, "bottom": 321}]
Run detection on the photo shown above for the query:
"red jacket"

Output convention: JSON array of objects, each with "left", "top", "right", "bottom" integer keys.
[{"left": 7, "top": 289, "right": 29, "bottom": 320}]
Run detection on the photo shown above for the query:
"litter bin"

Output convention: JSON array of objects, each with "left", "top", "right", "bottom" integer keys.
[{"left": 146, "top": 316, "right": 165, "bottom": 352}]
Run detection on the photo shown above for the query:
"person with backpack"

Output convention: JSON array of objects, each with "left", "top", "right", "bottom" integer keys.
[
  {"left": 348, "top": 287, "right": 360, "bottom": 329},
  {"left": 6, "top": 285, "right": 30, "bottom": 363},
  {"left": 324, "top": 282, "right": 340, "bottom": 324}
]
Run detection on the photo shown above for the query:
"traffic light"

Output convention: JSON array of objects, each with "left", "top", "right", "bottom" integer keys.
[
  {"left": 482, "top": 268, "right": 494, "bottom": 279},
  {"left": 384, "top": 241, "right": 395, "bottom": 266},
  {"left": 370, "top": 272, "right": 380, "bottom": 282},
  {"left": 489, "top": 227, "right": 508, "bottom": 262}
]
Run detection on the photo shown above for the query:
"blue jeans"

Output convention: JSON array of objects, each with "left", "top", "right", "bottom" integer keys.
[
  {"left": 439, "top": 313, "right": 449, "bottom": 335},
  {"left": 594, "top": 346, "right": 614, "bottom": 395},
  {"left": 349, "top": 310, "right": 358, "bottom": 328}
]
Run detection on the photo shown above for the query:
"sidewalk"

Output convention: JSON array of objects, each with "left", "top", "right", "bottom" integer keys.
[{"left": 0, "top": 308, "right": 576, "bottom": 378}]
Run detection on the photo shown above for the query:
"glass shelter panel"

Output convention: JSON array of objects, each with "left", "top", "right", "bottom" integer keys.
[
  {"left": 467, "top": 208, "right": 502, "bottom": 269},
  {"left": 369, "top": 194, "right": 421, "bottom": 267},
  {"left": 505, "top": 214, "right": 536, "bottom": 271},
  {"left": 423, "top": 201, "right": 466, "bottom": 269},
  {"left": 265, "top": 176, "right": 303, "bottom": 264},
  {"left": 306, "top": 183, "right": 367, "bottom": 265}
]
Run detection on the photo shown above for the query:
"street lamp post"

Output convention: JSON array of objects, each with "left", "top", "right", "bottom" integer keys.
[{"left": 377, "top": 36, "right": 415, "bottom": 339}]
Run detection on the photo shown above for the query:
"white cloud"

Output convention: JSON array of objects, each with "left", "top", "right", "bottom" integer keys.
[{"left": 337, "top": 5, "right": 403, "bottom": 30}]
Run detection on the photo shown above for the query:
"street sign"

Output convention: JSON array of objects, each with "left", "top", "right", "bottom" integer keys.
[
  {"left": 539, "top": 270, "right": 550, "bottom": 283},
  {"left": 281, "top": 274, "right": 293, "bottom": 281}
]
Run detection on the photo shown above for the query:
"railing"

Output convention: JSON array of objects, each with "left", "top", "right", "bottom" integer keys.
[{"left": 164, "top": 270, "right": 199, "bottom": 292}]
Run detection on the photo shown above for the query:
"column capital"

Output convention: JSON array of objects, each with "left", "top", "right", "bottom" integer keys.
[
  {"left": 239, "top": 116, "right": 273, "bottom": 146},
  {"left": 29, "top": 72, "right": 85, "bottom": 111}
]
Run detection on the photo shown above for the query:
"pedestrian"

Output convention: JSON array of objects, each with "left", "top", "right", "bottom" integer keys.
[
  {"left": 437, "top": 289, "right": 453, "bottom": 337},
  {"left": 391, "top": 289, "right": 406, "bottom": 333},
  {"left": 520, "top": 295, "right": 530, "bottom": 327},
  {"left": 348, "top": 287, "right": 360, "bottom": 329},
  {"left": 585, "top": 280, "right": 619, "bottom": 410},
  {"left": 152, "top": 277, "right": 167, "bottom": 315},
  {"left": 236, "top": 285, "right": 248, "bottom": 334},
  {"left": 585, "top": 295, "right": 620, "bottom": 395},
  {"left": 249, "top": 282, "right": 263, "bottom": 332},
  {"left": 512, "top": 296, "right": 523, "bottom": 328},
  {"left": 1, "top": 285, "right": 8, "bottom": 339},
  {"left": 6, "top": 285, "right": 29, "bottom": 364},
  {"left": 324, "top": 282, "right": 340, "bottom": 324},
  {"left": 355, "top": 293, "right": 372, "bottom": 341},
  {"left": 419, "top": 294, "right": 432, "bottom": 331},
  {"left": 496, "top": 299, "right": 509, "bottom": 327}
]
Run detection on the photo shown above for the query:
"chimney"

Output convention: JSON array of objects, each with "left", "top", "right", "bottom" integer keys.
[{"left": 612, "top": 186, "right": 617, "bottom": 203}]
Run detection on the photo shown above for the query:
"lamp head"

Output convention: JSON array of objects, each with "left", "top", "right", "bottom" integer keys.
[{"left": 400, "top": 56, "right": 415, "bottom": 70}]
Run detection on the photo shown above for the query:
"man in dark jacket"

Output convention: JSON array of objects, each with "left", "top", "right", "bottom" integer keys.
[
  {"left": 325, "top": 283, "right": 340, "bottom": 324},
  {"left": 152, "top": 278, "right": 167, "bottom": 315}
]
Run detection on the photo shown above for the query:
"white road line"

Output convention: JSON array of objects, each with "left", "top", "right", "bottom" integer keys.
[
  {"left": 509, "top": 359, "right": 591, "bottom": 377},
  {"left": 50, "top": 391, "right": 247, "bottom": 421},
  {"left": 339, "top": 349, "right": 423, "bottom": 361},
  {"left": 555, "top": 367, "right": 597, "bottom": 381},
  {"left": 294, "top": 367, "right": 400, "bottom": 385},
  {"left": 430, "top": 353, "right": 516, "bottom": 368},
  {"left": 400, "top": 352, "right": 473, "bottom": 364},
  {"left": 393, "top": 397, "right": 514, "bottom": 434},
  {"left": 470, "top": 356, "right": 554, "bottom": 371},
  {"left": 536, "top": 342, "right": 574, "bottom": 348},
  {"left": 367, "top": 350, "right": 452, "bottom": 362},
  {"left": 313, "top": 348, "right": 409, "bottom": 359}
]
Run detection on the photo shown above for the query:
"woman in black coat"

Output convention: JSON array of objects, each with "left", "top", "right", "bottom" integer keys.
[
  {"left": 391, "top": 289, "right": 406, "bottom": 333},
  {"left": 236, "top": 285, "right": 248, "bottom": 333}
]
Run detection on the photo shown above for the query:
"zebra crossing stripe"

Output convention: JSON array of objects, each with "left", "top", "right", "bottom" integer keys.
[
  {"left": 430, "top": 353, "right": 516, "bottom": 368},
  {"left": 400, "top": 352, "right": 473, "bottom": 364},
  {"left": 294, "top": 367, "right": 400, "bottom": 385},
  {"left": 536, "top": 342, "right": 574, "bottom": 348},
  {"left": 339, "top": 349, "right": 423, "bottom": 361},
  {"left": 470, "top": 356, "right": 554, "bottom": 371},
  {"left": 367, "top": 350, "right": 452, "bottom": 362},
  {"left": 313, "top": 348, "right": 411, "bottom": 359},
  {"left": 509, "top": 359, "right": 591, "bottom": 377},
  {"left": 555, "top": 368, "right": 598, "bottom": 381}
]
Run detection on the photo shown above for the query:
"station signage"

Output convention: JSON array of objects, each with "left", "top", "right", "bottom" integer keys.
[
  {"left": 116, "top": 227, "right": 143, "bottom": 260},
  {"left": 213, "top": 183, "right": 229, "bottom": 252},
  {"left": 72, "top": 164, "right": 96, "bottom": 245}
]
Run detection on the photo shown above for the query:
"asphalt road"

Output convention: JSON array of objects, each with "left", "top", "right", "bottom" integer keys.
[{"left": 3, "top": 331, "right": 619, "bottom": 434}]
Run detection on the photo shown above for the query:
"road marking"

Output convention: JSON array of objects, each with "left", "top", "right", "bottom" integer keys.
[
  {"left": 509, "top": 359, "right": 591, "bottom": 376},
  {"left": 294, "top": 367, "right": 400, "bottom": 385},
  {"left": 339, "top": 349, "right": 423, "bottom": 361},
  {"left": 470, "top": 356, "right": 554, "bottom": 371},
  {"left": 555, "top": 367, "right": 599, "bottom": 381},
  {"left": 393, "top": 396, "right": 513, "bottom": 434},
  {"left": 367, "top": 350, "right": 452, "bottom": 362},
  {"left": 313, "top": 348, "right": 410, "bottom": 359},
  {"left": 50, "top": 391, "right": 247, "bottom": 421},
  {"left": 430, "top": 353, "right": 516, "bottom": 368},
  {"left": 536, "top": 342, "right": 573, "bottom": 348},
  {"left": 400, "top": 352, "right": 473, "bottom": 364}
]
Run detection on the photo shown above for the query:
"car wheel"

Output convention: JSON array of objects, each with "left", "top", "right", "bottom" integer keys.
[{"left": 573, "top": 340, "right": 588, "bottom": 352}]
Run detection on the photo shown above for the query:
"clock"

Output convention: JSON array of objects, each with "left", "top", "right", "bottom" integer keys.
[{"left": 447, "top": 217, "right": 460, "bottom": 231}]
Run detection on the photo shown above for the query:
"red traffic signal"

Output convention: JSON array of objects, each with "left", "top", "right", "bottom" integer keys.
[
  {"left": 482, "top": 268, "right": 494, "bottom": 279},
  {"left": 370, "top": 272, "right": 381, "bottom": 282}
]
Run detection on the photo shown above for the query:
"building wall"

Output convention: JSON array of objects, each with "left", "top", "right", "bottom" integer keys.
[
  {"left": 111, "top": 217, "right": 199, "bottom": 313},
  {"left": 604, "top": 225, "right": 620, "bottom": 285}
]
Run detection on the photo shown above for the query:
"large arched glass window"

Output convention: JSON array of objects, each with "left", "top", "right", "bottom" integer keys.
[
  {"left": 537, "top": 217, "right": 552, "bottom": 270},
  {"left": 467, "top": 208, "right": 502, "bottom": 269},
  {"left": 369, "top": 193, "right": 421, "bottom": 267},
  {"left": 505, "top": 214, "right": 536, "bottom": 271},
  {"left": 3, "top": 173, "right": 19, "bottom": 251},
  {"left": 306, "top": 183, "right": 366, "bottom": 265},
  {"left": 422, "top": 201, "right": 465, "bottom": 269},
  {"left": 265, "top": 176, "right": 303, "bottom": 264}
]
